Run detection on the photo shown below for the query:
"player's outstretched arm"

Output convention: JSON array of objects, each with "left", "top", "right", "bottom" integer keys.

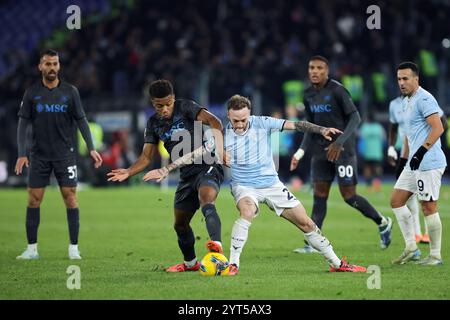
[
  {"left": 283, "top": 120, "right": 342, "bottom": 140},
  {"left": 107, "top": 143, "right": 154, "bottom": 182},
  {"left": 143, "top": 145, "right": 206, "bottom": 182}
]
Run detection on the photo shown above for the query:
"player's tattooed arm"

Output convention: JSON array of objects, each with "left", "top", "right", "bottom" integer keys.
[
  {"left": 284, "top": 121, "right": 342, "bottom": 141},
  {"left": 142, "top": 145, "right": 208, "bottom": 182}
]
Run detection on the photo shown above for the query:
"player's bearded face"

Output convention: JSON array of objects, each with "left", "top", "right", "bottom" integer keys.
[
  {"left": 39, "top": 55, "right": 60, "bottom": 82},
  {"left": 308, "top": 60, "right": 328, "bottom": 85},
  {"left": 228, "top": 108, "right": 250, "bottom": 134},
  {"left": 397, "top": 69, "right": 419, "bottom": 96},
  {"left": 151, "top": 95, "right": 175, "bottom": 119}
]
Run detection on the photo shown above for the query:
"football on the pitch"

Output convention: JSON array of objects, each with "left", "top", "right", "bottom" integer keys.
[{"left": 199, "top": 252, "right": 230, "bottom": 276}]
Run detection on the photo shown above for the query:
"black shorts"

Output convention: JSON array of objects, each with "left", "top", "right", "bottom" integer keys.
[
  {"left": 311, "top": 155, "right": 358, "bottom": 185},
  {"left": 28, "top": 156, "right": 78, "bottom": 188},
  {"left": 174, "top": 165, "right": 224, "bottom": 213}
]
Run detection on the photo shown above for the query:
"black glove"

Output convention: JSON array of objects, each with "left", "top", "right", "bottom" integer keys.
[
  {"left": 395, "top": 157, "right": 408, "bottom": 179},
  {"left": 409, "top": 146, "right": 428, "bottom": 170}
]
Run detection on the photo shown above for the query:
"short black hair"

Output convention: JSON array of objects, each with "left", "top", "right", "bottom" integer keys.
[
  {"left": 149, "top": 79, "right": 174, "bottom": 98},
  {"left": 309, "top": 55, "right": 329, "bottom": 66},
  {"left": 397, "top": 61, "right": 419, "bottom": 76},
  {"left": 40, "top": 49, "right": 59, "bottom": 61}
]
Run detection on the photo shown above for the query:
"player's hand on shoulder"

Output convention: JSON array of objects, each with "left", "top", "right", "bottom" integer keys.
[
  {"left": 90, "top": 150, "right": 103, "bottom": 168},
  {"left": 107, "top": 168, "right": 130, "bottom": 182},
  {"left": 325, "top": 142, "right": 344, "bottom": 162},
  {"left": 143, "top": 168, "right": 169, "bottom": 182},
  {"left": 15, "top": 156, "right": 29, "bottom": 175},
  {"left": 320, "top": 127, "right": 342, "bottom": 141}
]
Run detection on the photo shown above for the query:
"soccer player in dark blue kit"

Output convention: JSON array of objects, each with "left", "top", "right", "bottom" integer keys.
[
  {"left": 107, "top": 79, "right": 225, "bottom": 272},
  {"left": 290, "top": 56, "right": 393, "bottom": 252},
  {"left": 15, "top": 49, "right": 103, "bottom": 260}
]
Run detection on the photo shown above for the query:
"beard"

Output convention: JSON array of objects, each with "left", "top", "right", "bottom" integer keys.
[{"left": 44, "top": 72, "right": 58, "bottom": 82}]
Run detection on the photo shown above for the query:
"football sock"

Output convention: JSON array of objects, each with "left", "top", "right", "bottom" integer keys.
[
  {"left": 392, "top": 205, "right": 417, "bottom": 251},
  {"left": 177, "top": 228, "right": 196, "bottom": 262},
  {"left": 201, "top": 203, "right": 222, "bottom": 242},
  {"left": 311, "top": 196, "right": 328, "bottom": 229},
  {"left": 407, "top": 196, "right": 421, "bottom": 235},
  {"left": 230, "top": 218, "right": 251, "bottom": 267},
  {"left": 424, "top": 219, "right": 429, "bottom": 234},
  {"left": 184, "top": 258, "right": 197, "bottom": 268},
  {"left": 304, "top": 227, "right": 341, "bottom": 268},
  {"left": 26, "top": 207, "right": 40, "bottom": 244},
  {"left": 345, "top": 195, "right": 383, "bottom": 225},
  {"left": 425, "top": 213, "right": 442, "bottom": 259},
  {"left": 67, "top": 208, "right": 80, "bottom": 245}
]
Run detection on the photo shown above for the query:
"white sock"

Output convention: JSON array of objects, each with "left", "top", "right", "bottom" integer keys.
[
  {"left": 392, "top": 205, "right": 417, "bottom": 251},
  {"left": 425, "top": 213, "right": 442, "bottom": 259},
  {"left": 184, "top": 258, "right": 197, "bottom": 268},
  {"left": 304, "top": 227, "right": 341, "bottom": 268},
  {"left": 27, "top": 243, "right": 37, "bottom": 251},
  {"left": 424, "top": 219, "right": 429, "bottom": 234},
  {"left": 230, "top": 218, "right": 251, "bottom": 267},
  {"left": 69, "top": 244, "right": 78, "bottom": 250},
  {"left": 406, "top": 196, "right": 421, "bottom": 235}
]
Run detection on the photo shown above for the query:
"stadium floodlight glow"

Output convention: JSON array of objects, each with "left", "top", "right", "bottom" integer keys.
[{"left": 442, "top": 38, "right": 450, "bottom": 49}]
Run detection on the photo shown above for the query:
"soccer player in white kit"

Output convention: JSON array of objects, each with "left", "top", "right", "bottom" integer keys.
[
  {"left": 390, "top": 62, "right": 446, "bottom": 265},
  {"left": 388, "top": 96, "right": 429, "bottom": 244},
  {"left": 224, "top": 95, "right": 366, "bottom": 275}
]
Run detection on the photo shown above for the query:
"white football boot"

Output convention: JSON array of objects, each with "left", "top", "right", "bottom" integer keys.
[
  {"left": 68, "top": 244, "right": 82, "bottom": 260},
  {"left": 16, "top": 245, "right": 39, "bottom": 260}
]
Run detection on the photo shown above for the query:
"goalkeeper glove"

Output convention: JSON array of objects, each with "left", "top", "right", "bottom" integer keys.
[{"left": 409, "top": 146, "right": 428, "bottom": 170}]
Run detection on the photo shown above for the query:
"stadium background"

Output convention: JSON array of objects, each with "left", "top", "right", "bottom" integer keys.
[
  {"left": 0, "top": 0, "right": 449, "bottom": 186},
  {"left": 1, "top": 0, "right": 450, "bottom": 302}
]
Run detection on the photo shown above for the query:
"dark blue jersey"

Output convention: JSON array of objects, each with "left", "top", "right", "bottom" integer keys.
[
  {"left": 145, "top": 99, "right": 222, "bottom": 179},
  {"left": 303, "top": 79, "right": 359, "bottom": 156},
  {"left": 18, "top": 80, "right": 86, "bottom": 160}
]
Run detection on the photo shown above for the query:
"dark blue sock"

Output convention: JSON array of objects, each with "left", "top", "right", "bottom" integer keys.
[
  {"left": 67, "top": 208, "right": 79, "bottom": 245},
  {"left": 26, "top": 207, "right": 40, "bottom": 244},
  {"left": 177, "top": 228, "right": 196, "bottom": 261},
  {"left": 345, "top": 195, "right": 382, "bottom": 225},
  {"left": 201, "top": 203, "right": 222, "bottom": 242},
  {"left": 311, "top": 196, "right": 328, "bottom": 230}
]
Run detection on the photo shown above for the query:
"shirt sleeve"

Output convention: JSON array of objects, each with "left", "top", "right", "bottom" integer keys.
[
  {"left": 389, "top": 101, "right": 397, "bottom": 124},
  {"left": 335, "top": 85, "right": 358, "bottom": 115},
  {"left": 17, "top": 89, "right": 33, "bottom": 119},
  {"left": 418, "top": 95, "right": 443, "bottom": 118},
  {"left": 70, "top": 86, "right": 87, "bottom": 120},
  {"left": 144, "top": 119, "right": 159, "bottom": 144},
  {"left": 182, "top": 100, "right": 206, "bottom": 120},
  {"left": 260, "top": 116, "right": 286, "bottom": 132}
]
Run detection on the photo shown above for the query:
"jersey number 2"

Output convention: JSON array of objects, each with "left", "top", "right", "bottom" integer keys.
[{"left": 282, "top": 188, "right": 294, "bottom": 201}]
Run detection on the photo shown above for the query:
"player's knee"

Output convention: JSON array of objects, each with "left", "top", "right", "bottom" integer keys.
[
  {"left": 421, "top": 202, "right": 437, "bottom": 215},
  {"left": 239, "top": 209, "right": 256, "bottom": 222},
  {"left": 390, "top": 195, "right": 404, "bottom": 208},
  {"left": 62, "top": 191, "right": 78, "bottom": 208},
  {"left": 28, "top": 194, "right": 43, "bottom": 208}
]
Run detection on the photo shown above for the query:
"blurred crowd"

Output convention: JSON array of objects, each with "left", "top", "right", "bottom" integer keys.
[{"left": 1, "top": 0, "right": 449, "bottom": 186}]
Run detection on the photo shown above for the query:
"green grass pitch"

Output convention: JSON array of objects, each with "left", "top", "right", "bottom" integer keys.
[{"left": 1, "top": 182, "right": 449, "bottom": 299}]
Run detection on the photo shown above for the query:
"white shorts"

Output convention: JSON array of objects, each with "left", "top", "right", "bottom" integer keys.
[
  {"left": 394, "top": 167, "right": 445, "bottom": 201},
  {"left": 230, "top": 182, "right": 301, "bottom": 216}
]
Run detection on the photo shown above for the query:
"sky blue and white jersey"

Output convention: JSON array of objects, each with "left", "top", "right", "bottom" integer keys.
[
  {"left": 225, "top": 115, "right": 285, "bottom": 188},
  {"left": 389, "top": 96, "right": 407, "bottom": 152},
  {"left": 402, "top": 87, "right": 446, "bottom": 171}
]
